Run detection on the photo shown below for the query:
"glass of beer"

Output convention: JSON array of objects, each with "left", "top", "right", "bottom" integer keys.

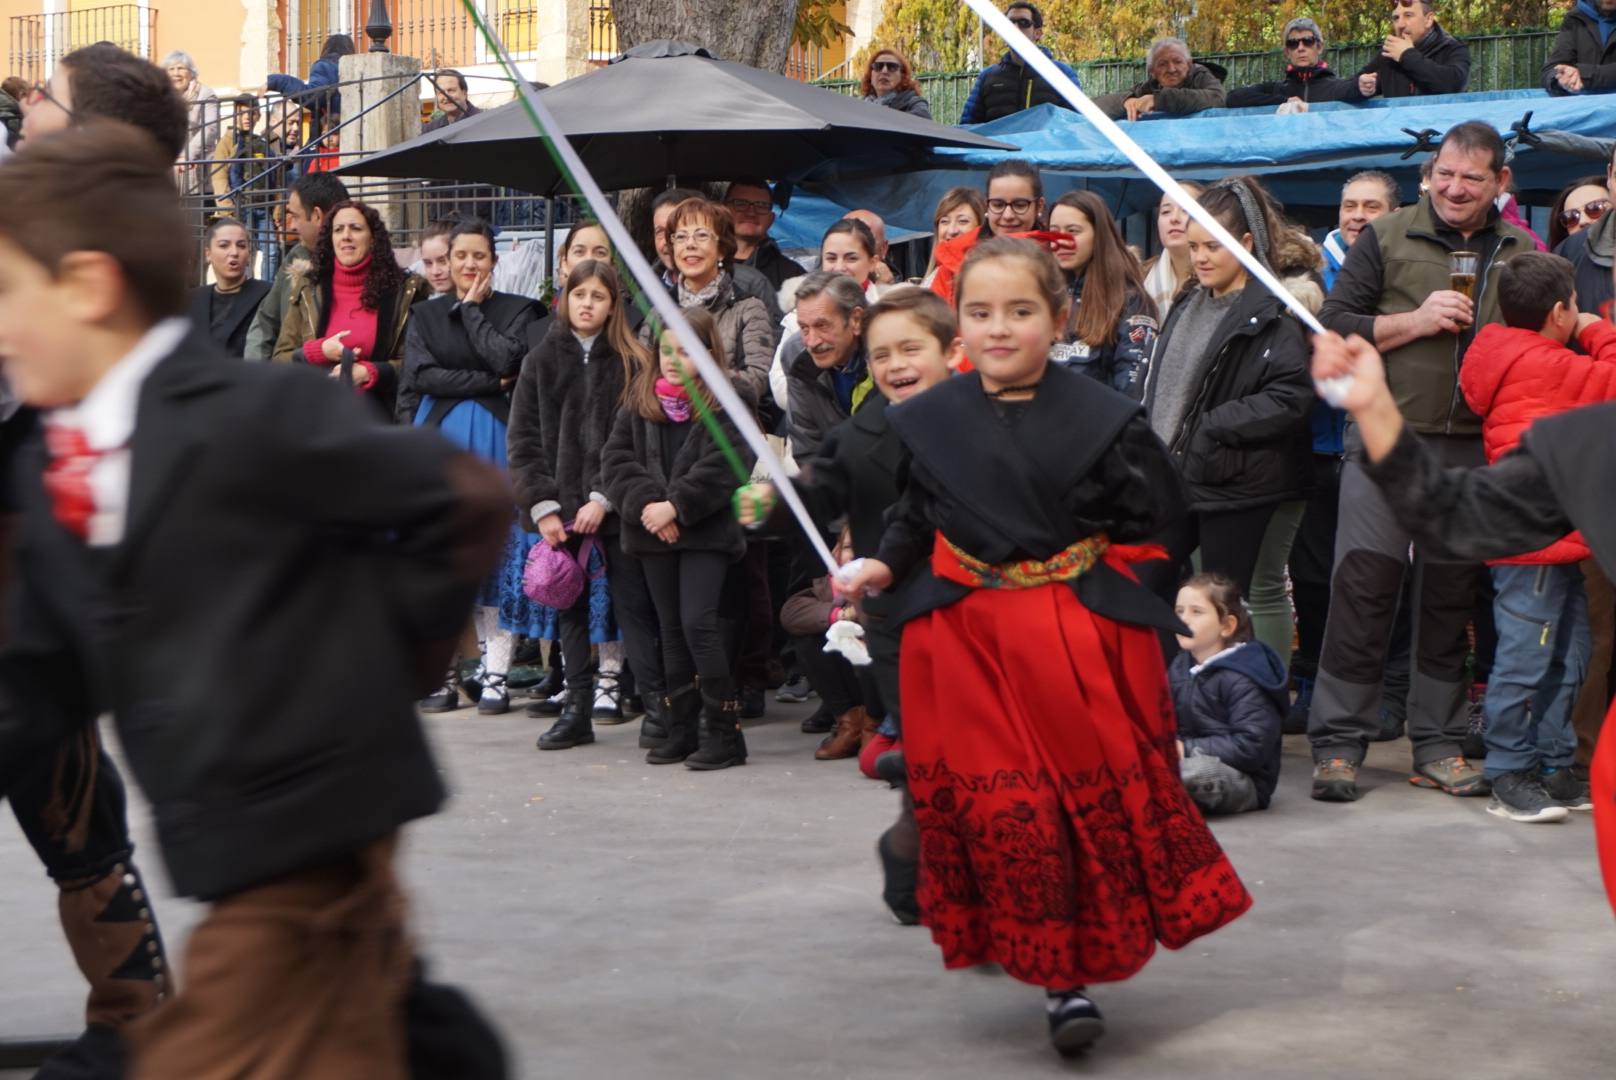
[{"left": 1449, "top": 250, "right": 1479, "bottom": 299}]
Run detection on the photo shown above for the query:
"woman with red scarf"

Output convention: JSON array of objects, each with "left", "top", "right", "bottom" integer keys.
[{"left": 273, "top": 199, "right": 431, "bottom": 418}]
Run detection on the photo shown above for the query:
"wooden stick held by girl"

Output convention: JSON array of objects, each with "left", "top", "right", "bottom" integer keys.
[{"left": 843, "top": 237, "right": 1251, "bottom": 1059}]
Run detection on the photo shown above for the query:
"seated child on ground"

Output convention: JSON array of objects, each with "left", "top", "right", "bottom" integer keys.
[{"left": 1171, "top": 574, "right": 1286, "bottom": 814}]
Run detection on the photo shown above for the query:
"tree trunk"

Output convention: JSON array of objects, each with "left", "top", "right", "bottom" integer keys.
[{"left": 611, "top": 0, "right": 800, "bottom": 73}]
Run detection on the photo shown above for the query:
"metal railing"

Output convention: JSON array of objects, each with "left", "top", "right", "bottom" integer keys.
[
  {"left": 9, "top": 3, "right": 157, "bottom": 83},
  {"left": 588, "top": 3, "right": 615, "bottom": 64},
  {"left": 179, "top": 72, "right": 594, "bottom": 294},
  {"left": 286, "top": 1, "right": 541, "bottom": 76},
  {"left": 820, "top": 28, "right": 1562, "bottom": 124}
]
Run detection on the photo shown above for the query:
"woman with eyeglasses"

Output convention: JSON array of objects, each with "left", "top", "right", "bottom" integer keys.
[
  {"left": 1549, "top": 175, "right": 1611, "bottom": 252},
  {"left": 1047, "top": 191, "right": 1158, "bottom": 399},
  {"left": 928, "top": 161, "right": 1046, "bottom": 305},
  {"left": 920, "top": 187, "right": 986, "bottom": 287},
  {"left": 650, "top": 196, "right": 776, "bottom": 409},
  {"left": 860, "top": 48, "right": 931, "bottom": 119}
]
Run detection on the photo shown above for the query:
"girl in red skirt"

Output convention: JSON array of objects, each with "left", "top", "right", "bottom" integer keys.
[{"left": 844, "top": 236, "right": 1252, "bottom": 1057}]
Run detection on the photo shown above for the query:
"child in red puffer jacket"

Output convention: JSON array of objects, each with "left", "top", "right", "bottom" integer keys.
[{"left": 1460, "top": 252, "right": 1616, "bottom": 824}]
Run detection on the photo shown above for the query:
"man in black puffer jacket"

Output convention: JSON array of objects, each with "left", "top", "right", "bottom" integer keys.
[{"left": 958, "top": 2, "right": 1082, "bottom": 124}]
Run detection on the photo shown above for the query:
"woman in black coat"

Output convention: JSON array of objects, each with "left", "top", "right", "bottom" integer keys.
[
  {"left": 1141, "top": 178, "right": 1314, "bottom": 663},
  {"left": 400, "top": 219, "right": 541, "bottom": 715},
  {"left": 603, "top": 308, "right": 753, "bottom": 771}
]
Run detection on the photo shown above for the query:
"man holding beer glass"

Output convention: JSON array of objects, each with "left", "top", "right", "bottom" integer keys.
[{"left": 1305, "top": 121, "right": 1539, "bottom": 803}]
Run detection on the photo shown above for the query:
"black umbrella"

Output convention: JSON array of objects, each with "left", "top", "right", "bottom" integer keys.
[{"left": 337, "top": 41, "right": 1016, "bottom": 194}]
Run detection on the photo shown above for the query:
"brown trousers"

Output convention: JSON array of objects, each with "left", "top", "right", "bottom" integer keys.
[
  {"left": 1575, "top": 559, "right": 1615, "bottom": 766},
  {"left": 129, "top": 835, "right": 412, "bottom": 1080}
]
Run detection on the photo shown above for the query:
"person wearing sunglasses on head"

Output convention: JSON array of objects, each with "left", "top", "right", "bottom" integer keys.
[
  {"left": 958, "top": 2, "right": 1082, "bottom": 126},
  {"left": 1226, "top": 18, "right": 1358, "bottom": 109}
]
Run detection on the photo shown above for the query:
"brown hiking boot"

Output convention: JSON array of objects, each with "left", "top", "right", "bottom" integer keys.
[
  {"left": 815, "top": 706, "right": 871, "bottom": 760},
  {"left": 1311, "top": 758, "right": 1360, "bottom": 802},
  {"left": 1410, "top": 755, "right": 1489, "bottom": 796}
]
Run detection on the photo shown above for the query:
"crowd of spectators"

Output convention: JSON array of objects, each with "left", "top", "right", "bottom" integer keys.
[{"left": 8, "top": 9, "right": 1615, "bottom": 810}]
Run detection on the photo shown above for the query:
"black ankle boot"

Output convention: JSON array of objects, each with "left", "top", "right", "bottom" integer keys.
[
  {"left": 646, "top": 685, "right": 701, "bottom": 765},
  {"left": 876, "top": 828, "right": 919, "bottom": 925},
  {"left": 537, "top": 686, "right": 595, "bottom": 750},
  {"left": 637, "top": 693, "right": 670, "bottom": 749},
  {"left": 685, "top": 687, "right": 747, "bottom": 771}
]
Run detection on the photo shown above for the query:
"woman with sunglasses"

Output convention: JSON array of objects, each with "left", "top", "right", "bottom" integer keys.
[
  {"left": 1549, "top": 175, "right": 1611, "bottom": 252},
  {"left": 860, "top": 48, "right": 931, "bottom": 119},
  {"left": 1226, "top": 18, "right": 1355, "bottom": 109}
]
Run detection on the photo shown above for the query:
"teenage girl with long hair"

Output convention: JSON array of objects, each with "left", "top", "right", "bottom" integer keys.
[{"left": 1047, "top": 190, "right": 1159, "bottom": 398}]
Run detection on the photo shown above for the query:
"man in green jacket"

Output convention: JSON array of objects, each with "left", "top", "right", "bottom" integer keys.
[
  {"left": 1308, "top": 120, "right": 1536, "bottom": 802},
  {"left": 243, "top": 171, "right": 349, "bottom": 360}
]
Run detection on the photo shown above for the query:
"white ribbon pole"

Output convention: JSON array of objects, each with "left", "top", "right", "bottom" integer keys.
[
  {"left": 461, "top": 4, "right": 841, "bottom": 577},
  {"left": 959, "top": 0, "right": 1326, "bottom": 337}
]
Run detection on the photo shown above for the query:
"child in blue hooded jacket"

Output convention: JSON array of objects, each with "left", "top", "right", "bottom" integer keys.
[{"left": 1171, "top": 573, "right": 1286, "bottom": 813}]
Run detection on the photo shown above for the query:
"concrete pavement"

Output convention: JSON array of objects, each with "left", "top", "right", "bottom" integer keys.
[{"left": 2, "top": 705, "right": 1611, "bottom": 1078}]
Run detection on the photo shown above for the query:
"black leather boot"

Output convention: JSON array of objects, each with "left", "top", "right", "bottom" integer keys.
[
  {"left": 645, "top": 685, "right": 701, "bottom": 765},
  {"left": 537, "top": 686, "right": 595, "bottom": 750},
  {"left": 685, "top": 683, "right": 747, "bottom": 771},
  {"left": 637, "top": 692, "right": 670, "bottom": 750}
]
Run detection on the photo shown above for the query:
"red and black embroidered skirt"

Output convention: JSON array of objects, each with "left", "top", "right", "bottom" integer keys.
[{"left": 900, "top": 534, "right": 1252, "bottom": 987}]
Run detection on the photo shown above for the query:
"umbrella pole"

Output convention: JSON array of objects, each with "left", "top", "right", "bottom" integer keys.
[{"left": 544, "top": 197, "right": 556, "bottom": 288}]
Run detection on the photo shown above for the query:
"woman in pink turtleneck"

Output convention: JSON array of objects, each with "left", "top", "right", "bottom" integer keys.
[{"left": 272, "top": 199, "right": 430, "bottom": 418}]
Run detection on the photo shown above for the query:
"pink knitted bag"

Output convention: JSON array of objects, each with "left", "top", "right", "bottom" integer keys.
[{"left": 521, "top": 526, "right": 602, "bottom": 608}]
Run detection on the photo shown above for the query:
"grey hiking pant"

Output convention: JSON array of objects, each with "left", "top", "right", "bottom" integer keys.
[{"left": 1307, "top": 427, "right": 1487, "bottom": 768}]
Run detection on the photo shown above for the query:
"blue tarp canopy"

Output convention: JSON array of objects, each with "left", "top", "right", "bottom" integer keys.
[
  {"left": 770, "top": 193, "right": 930, "bottom": 255},
  {"left": 800, "top": 90, "right": 1616, "bottom": 234}
]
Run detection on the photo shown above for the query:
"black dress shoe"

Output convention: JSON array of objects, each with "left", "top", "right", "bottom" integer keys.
[{"left": 800, "top": 703, "right": 834, "bottom": 734}]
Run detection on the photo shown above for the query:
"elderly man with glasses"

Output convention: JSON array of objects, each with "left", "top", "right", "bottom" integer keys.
[
  {"left": 958, "top": 2, "right": 1082, "bottom": 125},
  {"left": 1227, "top": 18, "right": 1359, "bottom": 109}
]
